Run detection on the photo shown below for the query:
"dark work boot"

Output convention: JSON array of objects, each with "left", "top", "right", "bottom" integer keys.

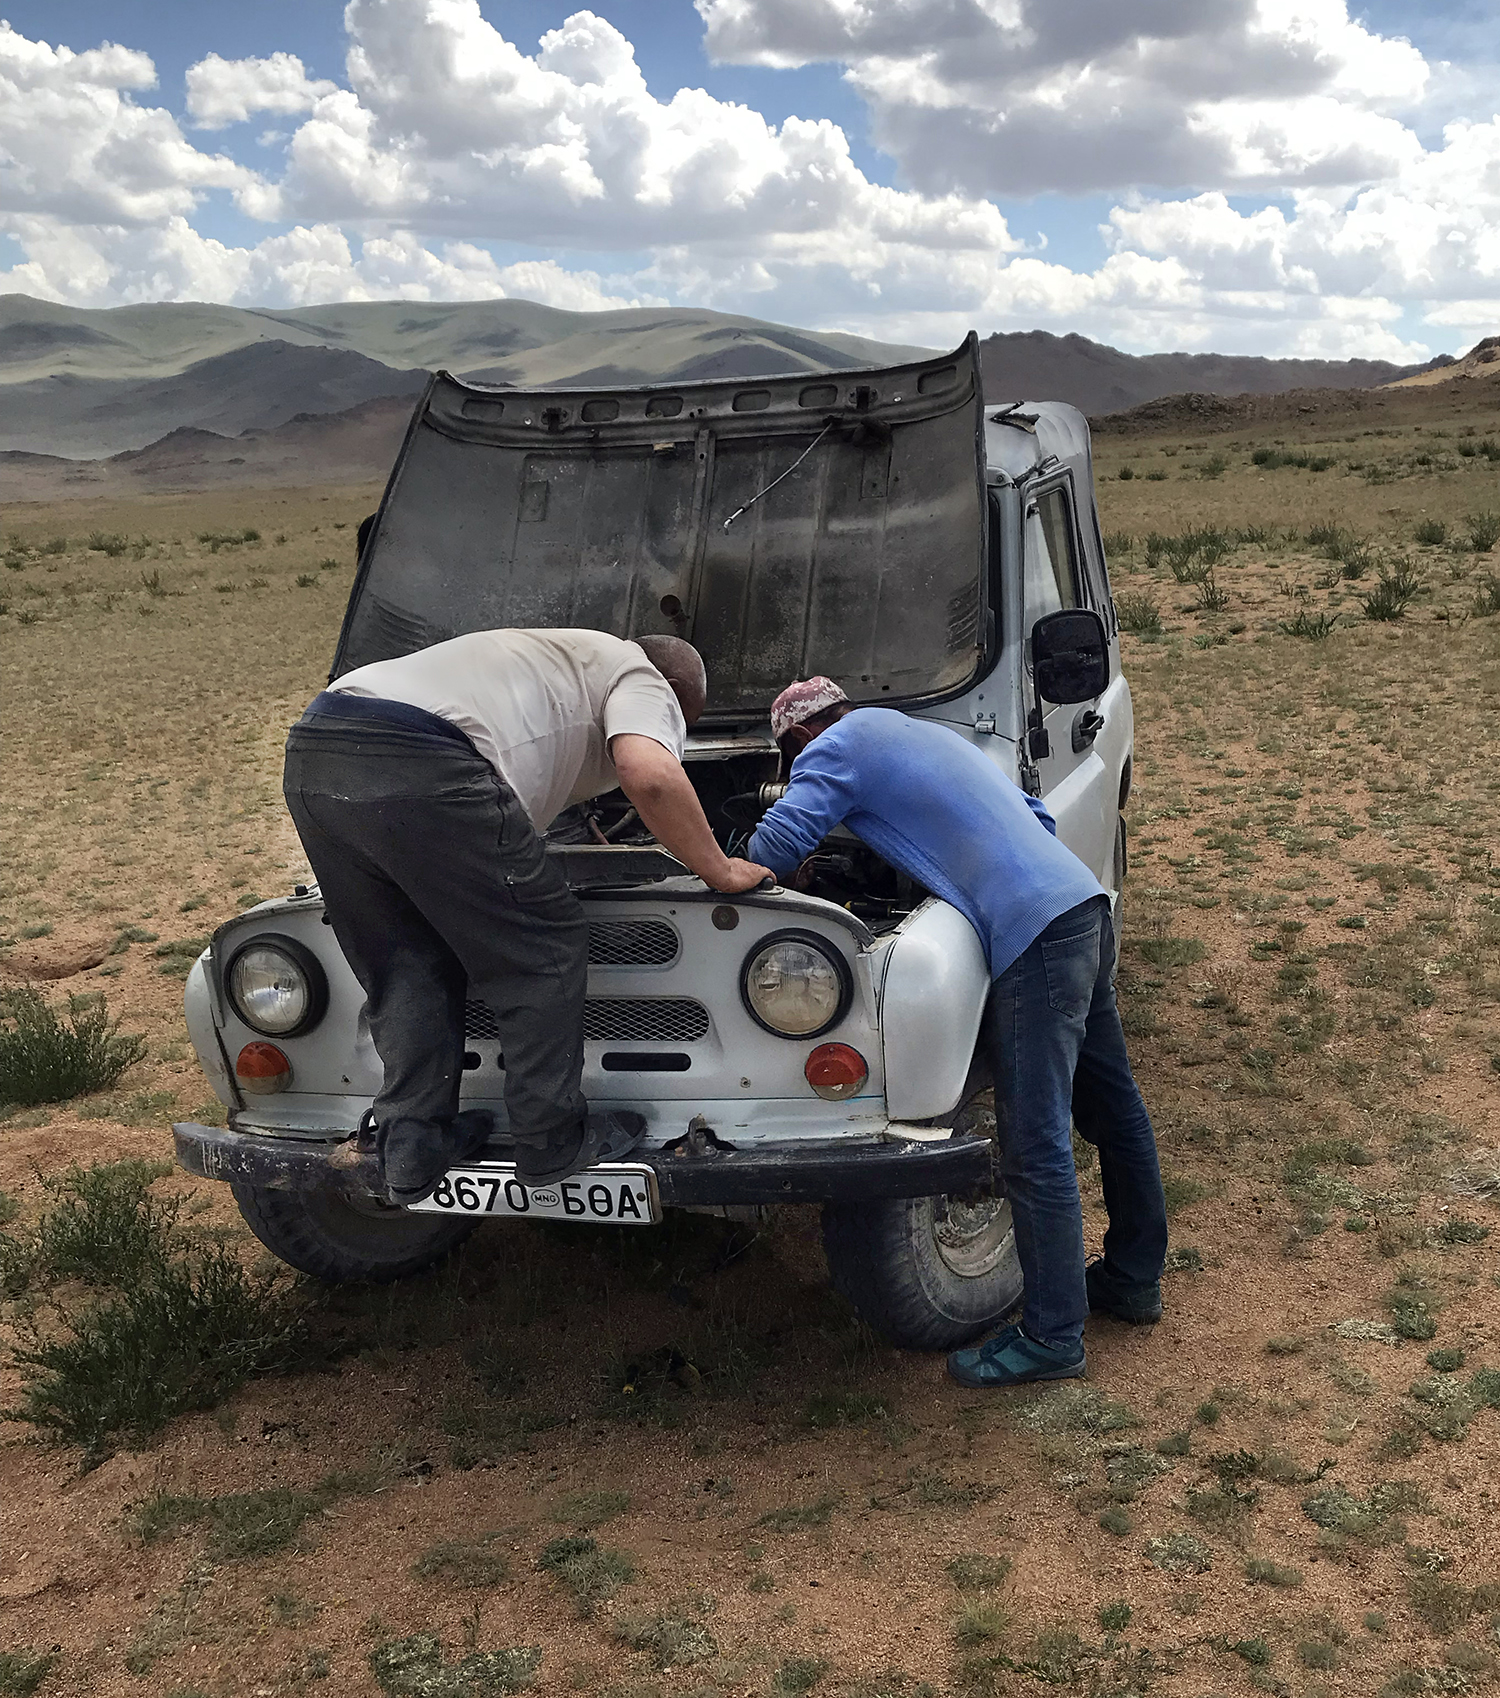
[
  {"left": 1085, "top": 1257, "right": 1163, "bottom": 1325},
  {"left": 379, "top": 1109, "right": 497, "bottom": 1206},
  {"left": 513, "top": 1111, "right": 648, "bottom": 1187}
]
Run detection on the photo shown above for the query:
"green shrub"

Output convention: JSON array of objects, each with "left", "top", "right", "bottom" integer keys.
[
  {"left": 369, "top": 1635, "right": 539, "bottom": 1697},
  {"left": 4, "top": 1222, "right": 306, "bottom": 1459},
  {"left": 0, "top": 1649, "right": 58, "bottom": 1696},
  {"left": 1472, "top": 574, "right": 1500, "bottom": 616},
  {"left": 1413, "top": 519, "right": 1447, "bottom": 545},
  {"left": 0, "top": 988, "right": 147, "bottom": 1107},
  {"left": 1245, "top": 1557, "right": 1304, "bottom": 1587},
  {"left": 1385, "top": 1281, "right": 1440, "bottom": 1341},
  {"left": 133, "top": 1485, "right": 335, "bottom": 1561},
  {"left": 1362, "top": 560, "right": 1424, "bottom": 620},
  {"left": 613, "top": 1607, "right": 717, "bottom": 1670},
  {"left": 1097, "top": 1601, "right": 1131, "bottom": 1632},
  {"left": 1301, "top": 1480, "right": 1427, "bottom": 1545},
  {"left": 1134, "top": 935, "right": 1207, "bottom": 968},
  {"left": 412, "top": 1533, "right": 512, "bottom": 1588},
  {"left": 33, "top": 1158, "right": 176, "bottom": 1287},
  {"left": 1278, "top": 609, "right": 1338, "bottom": 639},
  {"left": 1466, "top": 510, "right": 1500, "bottom": 553},
  {"left": 755, "top": 1494, "right": 839, "bottom": 1531},
  {"left": 1144, "top": 1532, "right": 1211, "bottom": 1573},
  {"left": 953, "top": 1598, "right": 1008, "bottom": 1646},
  {"left": 1297, "top": 1638, "right": 1340, "bottom": 1670},
  {"left": 946, "top": 1554, "right": 1012, "bottom": 1590},
  {"left": 536, "top": 1534, "right": 636, "bottom": 1618},
  {"left": 773, "top": 1657, "right": 830, "bottom": 1697},
  {"left": 803, "top": 1389, "right": 890, "bottom": 1428},
  {"left": 1115, "top": 592, "right": 1163, "bottom": 636}
]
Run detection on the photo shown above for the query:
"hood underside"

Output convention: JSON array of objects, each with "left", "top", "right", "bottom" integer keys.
[{"left": 331, "top": 334, "right": 988, "bottom": 722}]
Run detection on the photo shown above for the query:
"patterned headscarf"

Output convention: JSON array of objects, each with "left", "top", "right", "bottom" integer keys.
[{"left": 769, "top": 676, "right": 849, "bottom": 742}]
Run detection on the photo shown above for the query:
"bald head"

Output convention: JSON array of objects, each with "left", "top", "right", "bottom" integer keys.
[{"left": 637, "top": 634, "right": 707, "bottom": 727}]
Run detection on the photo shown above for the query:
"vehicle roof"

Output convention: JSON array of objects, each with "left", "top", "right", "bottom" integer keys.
[{"left": 983, "top": 400, "right": 1094, "bottom": 485}]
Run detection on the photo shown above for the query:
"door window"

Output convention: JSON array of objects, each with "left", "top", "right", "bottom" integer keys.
[{"left": 1023, "top": 485, "right": 1082, "bottom": 634}]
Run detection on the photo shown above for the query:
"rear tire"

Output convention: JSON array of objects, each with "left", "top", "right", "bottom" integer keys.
[
  {"left": 230, "top": 1182, "right": 478, "bottom": 1283},
  {"left": 820, "top": 1096, "right": 1023, "bottom": 1351}
]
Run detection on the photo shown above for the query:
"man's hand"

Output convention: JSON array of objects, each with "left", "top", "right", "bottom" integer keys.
[
  {"left": 708, "top": 857, "right": 776, "bottom": 895},
  {"left": 610, "top": 734, "right": 775, "bottom": 893}
]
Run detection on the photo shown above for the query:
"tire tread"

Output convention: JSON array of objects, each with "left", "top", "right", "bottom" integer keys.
[{"left": 230, "top": 1182, "right": 476, "bottom": 1284}]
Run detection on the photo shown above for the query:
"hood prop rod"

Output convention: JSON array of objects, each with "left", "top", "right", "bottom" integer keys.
[{"left": 721, "top": 419, "right": 835, "bottom": 531}]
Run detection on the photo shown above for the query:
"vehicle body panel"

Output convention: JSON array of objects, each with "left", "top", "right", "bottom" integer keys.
[{"left": 880, "top": 899, "right": 992, "bottom": 1120}]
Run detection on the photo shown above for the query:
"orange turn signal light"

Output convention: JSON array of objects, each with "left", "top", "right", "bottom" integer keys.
[
  {"left": 805, "top": 1042, "right": 868, "bottom": 1101},
  {"left": 236, "top": 1041, "right": 292, "bottom": 1095}
]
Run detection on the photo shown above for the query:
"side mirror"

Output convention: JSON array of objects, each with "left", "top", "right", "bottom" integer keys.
[{"left": 1032, "top": 607, "right": 1108, "bottom": 704}]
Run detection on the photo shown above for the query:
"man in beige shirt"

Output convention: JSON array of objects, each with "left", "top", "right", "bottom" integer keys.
[{"left": 283, "top": 630, "right": 770, "bottom": 1204}]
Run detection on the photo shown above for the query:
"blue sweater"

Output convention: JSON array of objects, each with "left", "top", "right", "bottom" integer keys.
[{"left": 749, "top": 709, "right": 1106, "bottom": 979}]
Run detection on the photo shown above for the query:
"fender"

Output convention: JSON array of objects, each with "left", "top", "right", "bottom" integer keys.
[
  {"left": 184, "top": 954, "right": 238, "bottom": 1111},
  {"left": 879, "top": 899, "right": 991, "bottom": 1120}
]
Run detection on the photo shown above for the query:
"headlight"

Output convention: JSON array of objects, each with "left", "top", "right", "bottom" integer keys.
[
  {"left": 225, "top": 934, "right": 327, "bottom": 1037},
  {"left": 740, "top": 929, "right": 852, "bottom": 1038}
]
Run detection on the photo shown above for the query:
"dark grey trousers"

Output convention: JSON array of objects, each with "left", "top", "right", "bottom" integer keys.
[{"left": 282, "top": 707, "right": 588, "bottom": 1149}]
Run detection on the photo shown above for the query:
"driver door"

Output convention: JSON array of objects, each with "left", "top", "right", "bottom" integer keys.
[{"left": 1022, "top": 480, "right": 1116, "bottom": 885}]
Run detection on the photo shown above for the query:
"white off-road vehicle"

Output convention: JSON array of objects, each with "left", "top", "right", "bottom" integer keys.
[{"left": 174, "top": 334, "right": 1132, "bottom": 1350}]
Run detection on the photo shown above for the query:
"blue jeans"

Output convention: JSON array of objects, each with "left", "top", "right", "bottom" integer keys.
[{"left": 985, "top": 896, "right": 1167, "bottom": 1351}]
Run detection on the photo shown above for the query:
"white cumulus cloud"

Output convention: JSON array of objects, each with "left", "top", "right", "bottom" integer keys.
[
  {"left": 185, "top": 51, "right": 339, "bottom": 129},
  {"left": 697, "top": 0, "right": 1430, "bottom": 194},
  {"left": 0, "top": 5, "right": 1496, "bottom": 359},
  {"left": 0, "top": 22, "right": 253, "bottom": 224}
]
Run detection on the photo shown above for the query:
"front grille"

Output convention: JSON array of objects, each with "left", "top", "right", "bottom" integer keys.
[
  {"left": 465, "top": 997, "right": 710, "bottom": 1045},
  {"left": 584, "top": 998, "right": 710, "bottom": 1044},
  {"left": 465, "top": 1000, "right": 504, "bottom": 1042},
  {"left": 588, "top": 919, "right": 678, "bottom": 967}
]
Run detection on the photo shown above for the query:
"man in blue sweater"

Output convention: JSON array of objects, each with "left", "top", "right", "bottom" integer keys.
[{"left": 749, "top": 678, "right": 1167, "bottom": 1386}]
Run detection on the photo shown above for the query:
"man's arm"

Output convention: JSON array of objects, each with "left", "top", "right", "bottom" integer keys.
[
  {"left": 610, "top": 735, "right": 772, "bottom": 895},
  {"left": 748, "top": 737, "right": 857, "bottom": 877}
]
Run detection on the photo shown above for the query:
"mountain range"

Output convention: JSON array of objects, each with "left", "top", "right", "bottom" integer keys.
[{"left": 0, "top": 292, "right": 1460, "bottom": 484}]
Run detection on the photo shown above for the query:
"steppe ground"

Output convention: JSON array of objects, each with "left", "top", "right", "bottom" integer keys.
[{"left": 2, "top": 384, "right": 1500, "bottom": 1698}]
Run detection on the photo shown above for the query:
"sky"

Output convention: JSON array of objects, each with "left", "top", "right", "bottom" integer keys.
[{"left": 2, "top": 0, "right": 1498, "bottom": 360}]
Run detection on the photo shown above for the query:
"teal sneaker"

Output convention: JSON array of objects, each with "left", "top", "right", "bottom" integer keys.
[{"left": 946, "top": 1324, "right": 1086, "bottom": 1388}]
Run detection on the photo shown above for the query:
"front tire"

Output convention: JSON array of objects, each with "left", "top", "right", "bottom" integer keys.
[
  {"left": 821, "top": 1098, "right": 1023, "bottom": 1351},
  {"left": 231, "top": 1182, "right": 478, "bottom": 1283}
]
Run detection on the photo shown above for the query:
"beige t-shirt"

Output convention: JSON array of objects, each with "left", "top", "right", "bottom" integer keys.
[{"left": 329, "top": 628, "right": 686, "bottom": 830}]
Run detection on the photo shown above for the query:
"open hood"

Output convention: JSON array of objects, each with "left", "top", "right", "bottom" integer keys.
[{"left": 331, "top": 334, "right": 989, "bottom": 722}]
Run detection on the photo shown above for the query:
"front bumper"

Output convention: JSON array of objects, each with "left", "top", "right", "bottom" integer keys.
[{"left": 172, "top": 1120, "right": 994, "bottom": 1207}]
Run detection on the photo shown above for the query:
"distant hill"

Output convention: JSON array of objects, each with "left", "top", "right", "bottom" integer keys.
[
  {"left": 1384, "top": 333, "right": 1500, "bottom": 389},
  {"left": 0, "top": 294, "right": 926, "bottom": 457},
  {"left": 0, "top": 292, "right": 1473, "bottom": 467},
  {"left": 0, "top": 341, "right": 430, "bottom": 458},
  {"left": 0, "top": 395, "right": 414, "bottom": 501},
  {"left": 979, "top": 329, "right": 1447, "bottom": 417}
]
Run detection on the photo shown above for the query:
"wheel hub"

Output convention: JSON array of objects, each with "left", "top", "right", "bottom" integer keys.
[{"left": 932, "top": 1192, "right": 1014, "bottom": 1279}]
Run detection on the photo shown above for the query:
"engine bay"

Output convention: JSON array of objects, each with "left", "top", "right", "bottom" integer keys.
[{"left": 546, "top": 751, "right": 930, "bottom": 931}]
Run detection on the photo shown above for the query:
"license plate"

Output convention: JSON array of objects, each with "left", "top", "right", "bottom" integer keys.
[{"left": 408, "top": 1162, "right": 661, "bottom": 1225}]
